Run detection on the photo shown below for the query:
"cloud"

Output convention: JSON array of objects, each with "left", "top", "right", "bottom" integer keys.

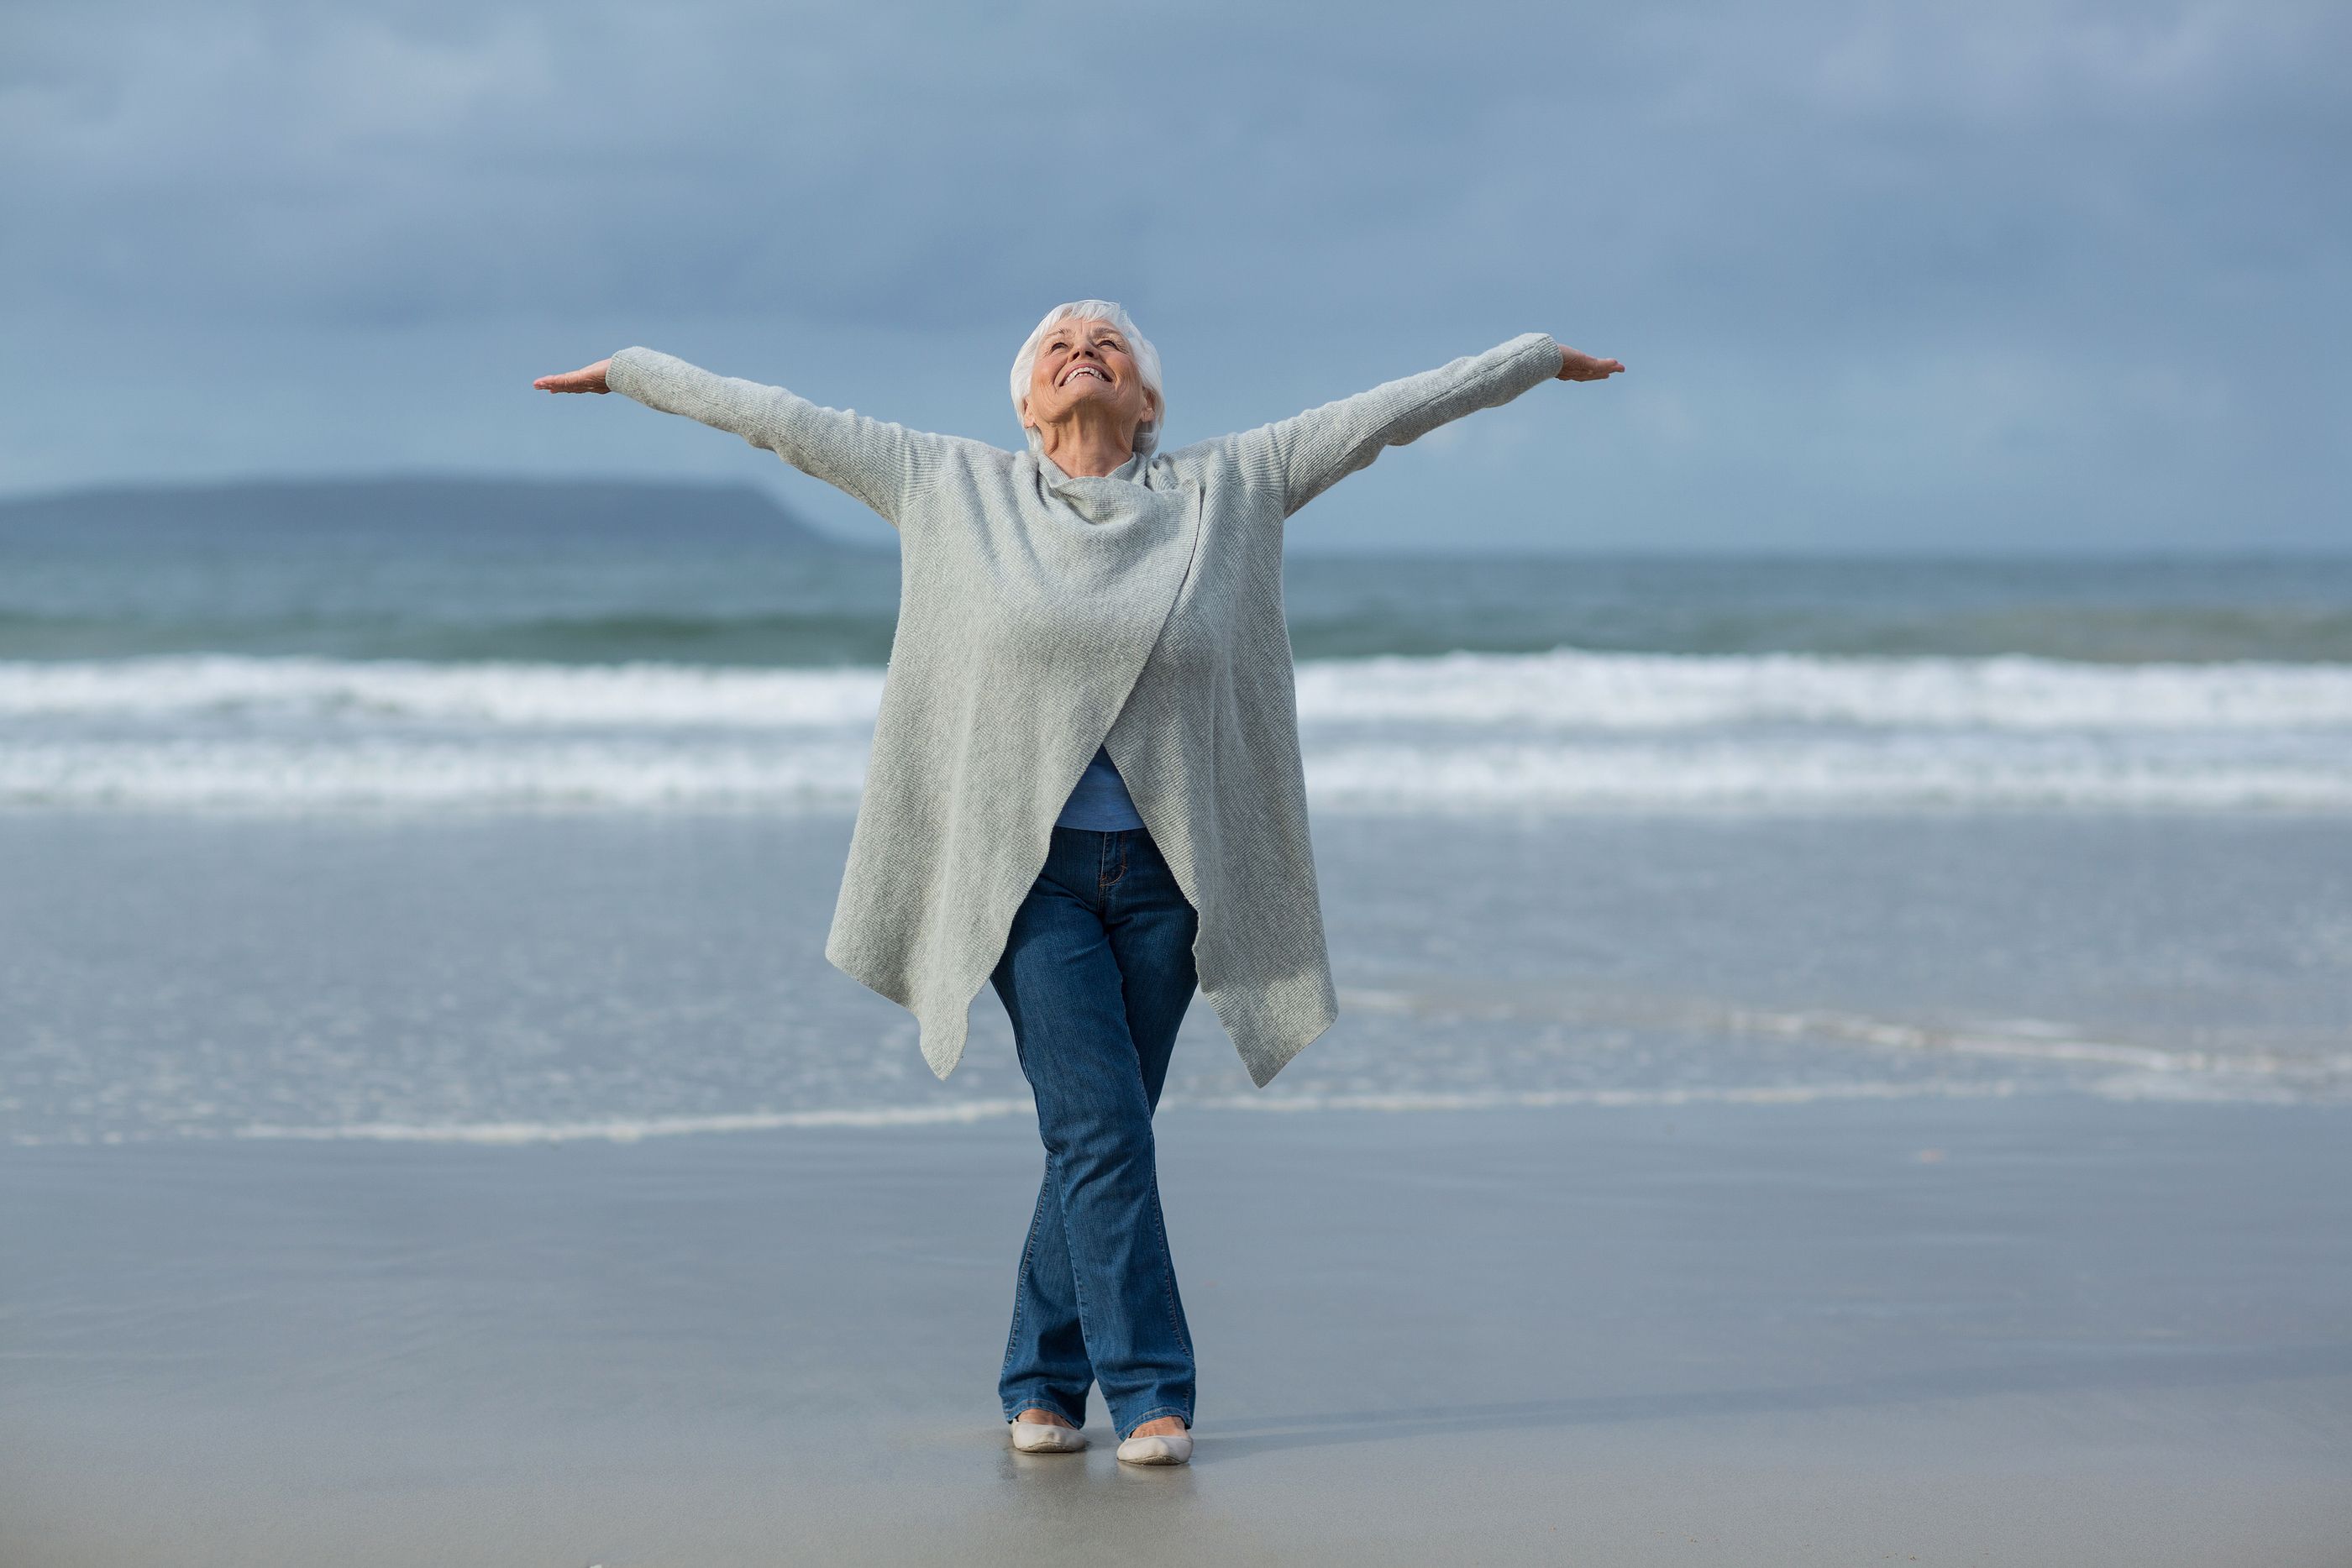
[{"left": 0, "top": 0, "right": 2343, "bottom": 548}]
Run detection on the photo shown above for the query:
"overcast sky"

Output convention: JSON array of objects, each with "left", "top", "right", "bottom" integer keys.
[{"left": 4, "top": 0, "right": 2344, "bottom": 553}]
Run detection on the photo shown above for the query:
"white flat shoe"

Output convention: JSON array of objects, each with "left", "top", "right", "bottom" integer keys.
[
  {"left": 1116, "top": 1429, "right": 1193, "bottom": 1466},
  {"left": 1008, "top": 1418, "right": 1087, "bottom": 1453}
]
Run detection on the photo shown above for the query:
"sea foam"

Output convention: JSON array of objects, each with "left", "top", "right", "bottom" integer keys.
[{"left": 2, "top": 650, "right": 2347, "bottom": 811}]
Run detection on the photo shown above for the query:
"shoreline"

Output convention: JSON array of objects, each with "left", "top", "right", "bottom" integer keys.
[{"left": 8, "top": 1098, "right": 2347, "bottom": 1565}]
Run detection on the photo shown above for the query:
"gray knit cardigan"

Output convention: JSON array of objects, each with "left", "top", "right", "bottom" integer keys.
[{"left": 606, "top": 331, "right": 1563, "bottom": 1087}]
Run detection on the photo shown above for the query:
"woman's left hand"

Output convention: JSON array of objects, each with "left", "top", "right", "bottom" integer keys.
[
  {"left": 533, "top": 359, "right": 613, "bottom": 394},
  {"left": 1555, "top": 347, "right": 1625, "bottom": 381}
]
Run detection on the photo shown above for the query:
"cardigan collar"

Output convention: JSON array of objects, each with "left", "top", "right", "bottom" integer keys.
[
  {"left": 1035, "top": 448, "right": 1145, "bottom": 486},
  {"left": 1024, "top": 414, "right": 1159, "bottom": 476}
]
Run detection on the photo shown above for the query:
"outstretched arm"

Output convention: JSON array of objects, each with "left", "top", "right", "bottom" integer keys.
[
  {"left": 1236, "top": 333, "right": 1621, "bottom": 518},
  {"left": 534, "top": 349, "right": 940, "bottom": 528}
]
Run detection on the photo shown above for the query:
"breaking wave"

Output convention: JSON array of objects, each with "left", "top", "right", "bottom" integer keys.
[{"left": 3, "top": 649, "right": 2348, "bottom": 811}]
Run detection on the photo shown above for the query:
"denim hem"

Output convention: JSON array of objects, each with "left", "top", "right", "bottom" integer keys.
[
  {"left": 1117, "top": 1403, "right": 1193, "bottom": 1440},
  {"left": 1005, "top": 1398, "right": 1084, "bottom": 1428}
]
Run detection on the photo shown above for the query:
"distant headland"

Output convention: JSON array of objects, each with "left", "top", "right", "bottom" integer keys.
[{"left": 0, "top": 474, "right": 877, "bottom": 552}]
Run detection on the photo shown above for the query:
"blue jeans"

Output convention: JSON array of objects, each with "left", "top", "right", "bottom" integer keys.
[{"left": 990, "top": 824, "right": 1198, "bottom": 1440}]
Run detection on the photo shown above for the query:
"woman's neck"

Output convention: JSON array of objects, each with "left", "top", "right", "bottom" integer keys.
[{"left": 1036, "top": 411, "right": 1138, "bottom": 477}]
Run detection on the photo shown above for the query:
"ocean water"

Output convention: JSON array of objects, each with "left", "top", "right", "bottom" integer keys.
[
  {"left": 3, "top": 509, "right": 2347, "bottom": 1142},
  {"left": 3, "top": 532, "right": 2350, "bottom": 812}
]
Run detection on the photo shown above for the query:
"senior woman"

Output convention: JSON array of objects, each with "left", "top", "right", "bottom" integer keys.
[{"left": 534, "top": 302, "right": 1622, "bottom": 1466}]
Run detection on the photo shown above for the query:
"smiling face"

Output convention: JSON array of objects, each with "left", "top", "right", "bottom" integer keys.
[{"left": 1021, "top": 317, "right": 1158, "bottom": 438}]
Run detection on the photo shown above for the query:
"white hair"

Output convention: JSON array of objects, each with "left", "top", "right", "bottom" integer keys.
[{"left": 1009, "top": 299, "right": 1166, "bottom": 461}]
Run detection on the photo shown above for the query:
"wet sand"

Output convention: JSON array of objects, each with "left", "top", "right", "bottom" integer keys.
[{"left": 5, "top": 1097, "right": 2348, "bottom": 1565}]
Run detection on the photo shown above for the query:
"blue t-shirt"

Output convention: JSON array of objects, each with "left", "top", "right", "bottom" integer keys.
[{"left": 1055, "top": 742, "right": 1145, "bottom": 831}]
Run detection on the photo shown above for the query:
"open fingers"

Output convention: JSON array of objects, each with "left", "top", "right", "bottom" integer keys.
[
  {"left": 1555, "top": 347, "right": 1625, "bottom": 382},
  {"left": 532, "top": 360, "right": 611, "bottom": 394}
]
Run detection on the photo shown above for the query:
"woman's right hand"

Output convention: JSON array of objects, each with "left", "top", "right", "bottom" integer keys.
[
  {"left": 1554, "top": 346, "right": 1625, "bottom": 381},
  {"left": 533, "top": 359, "right": 612, "bottom": 394}
]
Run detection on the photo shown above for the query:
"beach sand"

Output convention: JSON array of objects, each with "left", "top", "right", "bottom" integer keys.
[{"left": 6, "top": 1097, "right": 2348, "bottom": 1565}]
